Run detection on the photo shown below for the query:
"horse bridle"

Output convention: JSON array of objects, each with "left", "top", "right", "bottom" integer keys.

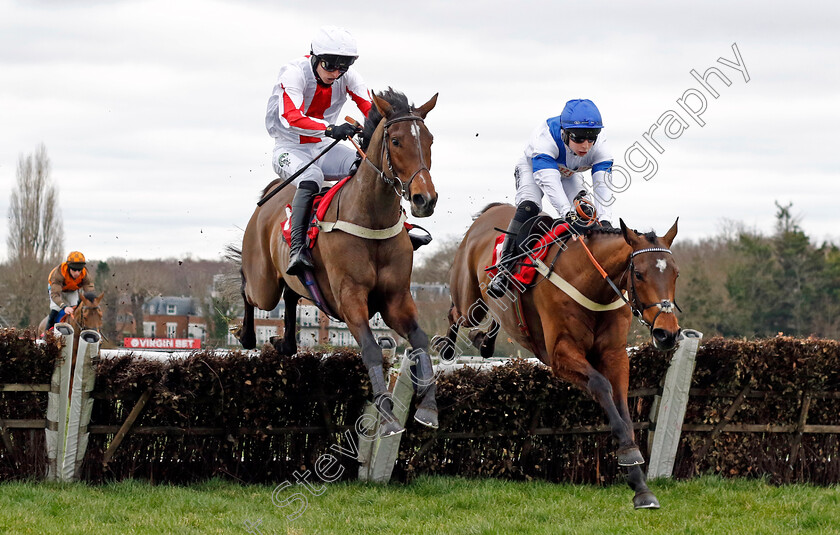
[
  {"left": 363, "top": 114, "right": 429, "bottom": 201},
  {"left": 70, "top": 302, "right": 101, "bottom": 332},
  {"left": 623, "top": 247, "right": 682, "bottom": 331},
  {"left": 560, "top": 236, "right": 681, "bottom": 334}
]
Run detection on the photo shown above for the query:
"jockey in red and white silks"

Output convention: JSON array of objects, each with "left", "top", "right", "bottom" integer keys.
[
  {"left": 266, "top": 26, "right": 373, "bottom": 277},
  {"left": 515, "top": 112, "right": 614, "bottom": 224},
  {"left": 265, "top": 44, "right": 371, "bottom": 188}
]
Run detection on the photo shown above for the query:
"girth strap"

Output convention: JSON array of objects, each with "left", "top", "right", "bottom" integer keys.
[
  {"left": 316, "top": 211, "right": 407, "bottom": 240},
  {"left": 531, "top": 257, "right": 628, "bottom": 311}
]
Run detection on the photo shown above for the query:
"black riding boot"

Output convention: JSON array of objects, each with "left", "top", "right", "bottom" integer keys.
[
  {"left": 45, "top": 309, "right": 60, "bottom": 331},
  {"left": 486, "top": 201, "right": 537, "bottom": 298},
  {"left": 286, "top": 181, "right": 319, "bottom": 277}
]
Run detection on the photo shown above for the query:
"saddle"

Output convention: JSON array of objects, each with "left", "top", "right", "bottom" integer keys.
[
  {"left": 487, "top": 215, "right": 575, "bottom": 288},
  {"left": 282, "top": 177, "right": 432, "bottom": 251}
]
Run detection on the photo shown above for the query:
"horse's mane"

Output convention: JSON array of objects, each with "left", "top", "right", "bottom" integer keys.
[
  {"left": 361, "top": 88, "right": 412, "bottom": 151},
  {"left": 474, "top": 202, "right": 509, "bottom": 220},
  {"left": 261, "top": 178, "right": 282, "bottom": 200}
]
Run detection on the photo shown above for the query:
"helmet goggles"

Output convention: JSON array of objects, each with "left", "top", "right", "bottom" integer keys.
[
  {"left": 567, "top": 128, "right": 600, "bottom": 143},
  {"left": 317, "top": 54, "right": 356, "bottom": 73}
]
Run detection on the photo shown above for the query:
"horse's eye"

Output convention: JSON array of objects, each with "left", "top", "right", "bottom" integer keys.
[
  {"left": 391, "top": 137, "right": 400, "bottom": 147},
  {"left": 634, "top": 271, "right": 644, "bottom": 281}
]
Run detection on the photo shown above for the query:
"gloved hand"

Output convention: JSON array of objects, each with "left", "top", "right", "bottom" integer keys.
[
  {"left": 599, "top": 220, "right": 613, "bottom": 229},
  {"left": 325, "top": 122, "right": 361, "bottom": 140},
  {"left": 562, "top": 211, "right": 593, "bottom": 234}
]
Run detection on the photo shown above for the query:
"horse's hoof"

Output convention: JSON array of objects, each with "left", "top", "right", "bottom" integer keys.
[
  {"left": 617, "top": 446, "right": 645, "bottom": 466},
  {"left": 633, "top": 491, "right": 660, "bottom": 509},
  {"left": 379, "top": 419, "right": 405, "bottom": 438},
  {"left": 414, "top": 407, "right": 439, "bottom": 429}
]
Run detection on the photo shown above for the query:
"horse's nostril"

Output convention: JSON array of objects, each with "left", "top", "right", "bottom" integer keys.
[
  {"left": 428, "top": 195, "right": 438, "bottom": 210},
  {"left": 412, "top": 193, "right": 427, "bottom": 207}
]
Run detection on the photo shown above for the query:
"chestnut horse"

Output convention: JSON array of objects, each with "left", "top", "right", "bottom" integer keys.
[
  {"left": 236, "top": 88, "right": 439, "bottom": 436},
  {"left": 439, "top": 203, "right": 680, "bottom": 509}
]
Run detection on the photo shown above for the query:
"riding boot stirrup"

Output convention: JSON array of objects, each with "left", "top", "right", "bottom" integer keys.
[
  {"left": 487, "top": 235, "right": 517, "bottom": 299},
  {"left": 286, "top": 184, "right": 318, "bottom": 277}
]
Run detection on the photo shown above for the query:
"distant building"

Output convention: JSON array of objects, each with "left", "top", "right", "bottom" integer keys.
[{"left": 142, "top": 296, "right": 208, "bottom": 342}]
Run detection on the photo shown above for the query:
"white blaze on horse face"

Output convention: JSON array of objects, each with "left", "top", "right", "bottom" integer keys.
[
  {"left": 656, "top": 258, "right": 667, "bottom": 273},
  {"left": 410, "top": 122, "right": 420, "bottom": 140}
]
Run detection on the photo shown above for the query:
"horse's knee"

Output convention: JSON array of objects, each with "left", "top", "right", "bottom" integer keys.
[{"left": 587, "top": 373, "right": 613, "bottom": 400}]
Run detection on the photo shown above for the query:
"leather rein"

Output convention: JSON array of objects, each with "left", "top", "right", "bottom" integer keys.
[{"left": 569, "top": 236, "right": 682, "bottom": 332}]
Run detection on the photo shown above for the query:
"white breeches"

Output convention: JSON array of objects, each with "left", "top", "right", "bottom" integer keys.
[
  {"left": 272, "top": 142, "right": 357, "bottom": 188},
  {"left": 513, "top": 156, "right": 585, "bottom": 215}
]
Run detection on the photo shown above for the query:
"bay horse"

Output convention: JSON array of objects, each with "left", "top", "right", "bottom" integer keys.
[
  {"left": 236, "top": 88, "right": 439, "bottom": 436},
  {"left": 38, "top": 291, "right": 104, "bottom": 374},
  {"left": 439, "top": 203, "right": 680, "bottom": 509}
]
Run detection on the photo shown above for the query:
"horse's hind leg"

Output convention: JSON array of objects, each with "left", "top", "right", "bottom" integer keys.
[
  {"left": 431, "top": 303, "right": 459, "bottom": 361},
  {"left": 237, "top": 267, "right": 257, "bottom": 349},
  {"left": 271, "top": 282, "right": 301, "bottom": 356}
]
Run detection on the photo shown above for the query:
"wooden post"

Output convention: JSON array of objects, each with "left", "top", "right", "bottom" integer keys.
[
  {"left": 647, "top": 329, "right": 703, "bottom": 479},
  {"left": 358, "top": 336, "right": 415, "bottom": 483},
  {"left": 63, "top": 329, "right": 100, "bottom": 481},
  {"left": 45, "top": 323, "right": 74, "bottom": 481}
]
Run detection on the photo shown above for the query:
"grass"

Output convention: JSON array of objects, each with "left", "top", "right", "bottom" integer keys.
[{"left": 1, "top": 475, "right": 839, "bottom": 534}]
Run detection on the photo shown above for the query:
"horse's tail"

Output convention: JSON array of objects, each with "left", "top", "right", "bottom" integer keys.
[
  {"left": 473, "top": 202, "right": 510, "bottom": 220},
  {"left": 225, "top": 245, "right": 242, "bottom": 266}
]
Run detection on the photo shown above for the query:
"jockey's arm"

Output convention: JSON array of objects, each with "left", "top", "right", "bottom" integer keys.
[
  {"left": 48, "top": 268, "right": 66, "bottom": 309},
  {"left": 590, "top": 160, "right": 615, "bottom": 223},
  {"left": 532, "top": 156, "right": 572, "bottom": 216}
]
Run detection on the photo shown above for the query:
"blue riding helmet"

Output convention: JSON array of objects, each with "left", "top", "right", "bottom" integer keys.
[{"left": 560, "top": 99, "right": 603, "bottom": 129}]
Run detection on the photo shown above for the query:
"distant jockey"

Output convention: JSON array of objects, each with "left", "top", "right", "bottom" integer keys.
[{"left": 46, "top": 251, "right": 95, "bottom": 330}]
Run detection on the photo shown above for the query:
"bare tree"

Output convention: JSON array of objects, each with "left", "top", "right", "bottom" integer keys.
[{"left": 3, "top": 144, "right": 64, "bottom": 327}]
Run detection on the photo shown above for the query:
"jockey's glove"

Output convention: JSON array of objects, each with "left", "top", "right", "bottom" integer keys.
[
  {"left": 599, "top": 220, "right": 613, "bottom": 229},
  {"left": 325, "top": 122, "right": 361, "bottom": 141}
]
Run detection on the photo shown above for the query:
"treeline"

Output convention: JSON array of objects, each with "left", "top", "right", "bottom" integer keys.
[{"left": 411, "top": 202, "right": 840, "bottom": 343}]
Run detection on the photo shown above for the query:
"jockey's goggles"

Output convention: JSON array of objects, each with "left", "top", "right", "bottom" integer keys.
[
  {"left": 317, "top": 54, "right": 356, "bottom": 73},
  {"left": 567, "top": 129, "right": 600, "bottom": 143}
]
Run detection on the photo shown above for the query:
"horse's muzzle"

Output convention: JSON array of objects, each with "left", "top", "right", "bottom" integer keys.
[
  {"left": 411, "top": 192, "right": 437, "bottom": 218},
  {"left": 651, "top": 328, "right": 680, "bottom": 351}
]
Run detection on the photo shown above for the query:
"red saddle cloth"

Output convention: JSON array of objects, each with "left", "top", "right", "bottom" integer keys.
[
  {"left": 282, "top": 176, "right": 352, "bottom": 248},
  {"left": 486, "top": 222, "right": 572, "bottom": 286},
  {"left": 282, "top": 175, "right": 417, "bottom": 248}
]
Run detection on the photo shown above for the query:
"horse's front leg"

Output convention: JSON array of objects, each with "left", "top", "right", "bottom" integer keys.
[
  {"left": 382, "top": 293, "right": 438, "bottom": 428},
  {"left": 598, "top": 346, "right": 659, "bottom": 509},
  {"left": 343, "top": 301, "right": 404, "bottom": 437},
  {"left": 551, "top": 337, "right": 639, "bottom": 464}
]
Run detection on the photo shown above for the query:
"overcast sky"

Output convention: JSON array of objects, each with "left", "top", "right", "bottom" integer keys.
[{"left": 2, "top": 0, "right": 838, "bottom": 264}]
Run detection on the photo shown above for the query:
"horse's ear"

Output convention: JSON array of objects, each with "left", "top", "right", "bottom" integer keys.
[
  {"left": 372, "top": 92, "right": 393, "bottom": 119},
  {"left": 663, "top": 217, "right": 679, "bottom": 247},
  {"left": 96, "top": 291, "right": 105, "bottom": 304},
  {"left": 620, "top": 218, "right": 638, "bottom": 246},
  {"left": 416, "top": 93, "right": 438, "bottom": 119}
]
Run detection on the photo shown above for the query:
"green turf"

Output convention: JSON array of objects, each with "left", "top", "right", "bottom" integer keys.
[{"left": 1, "top": 475, "right": 838, "bottom": 534}]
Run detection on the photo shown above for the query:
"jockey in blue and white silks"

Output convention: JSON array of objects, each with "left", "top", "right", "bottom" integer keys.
[
  {"left": 515, "top": 113, "right": 614, "bottom": 224},
  {"left": 488, "top": 99, "right": 614, "bottom": 299}
]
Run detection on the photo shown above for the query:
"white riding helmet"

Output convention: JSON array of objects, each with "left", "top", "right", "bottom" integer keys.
[{"left": 310, "top": 26, "right": 358, "bottom": 57}]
